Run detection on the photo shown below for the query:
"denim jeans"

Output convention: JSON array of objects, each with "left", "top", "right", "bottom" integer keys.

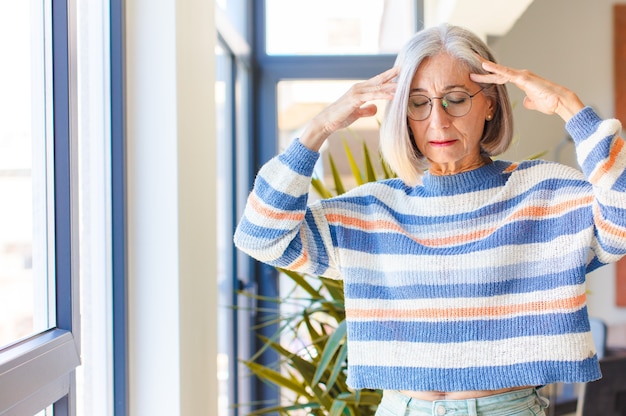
[{"left": 375, "top": 388, "right": 549, "bottom": 416}]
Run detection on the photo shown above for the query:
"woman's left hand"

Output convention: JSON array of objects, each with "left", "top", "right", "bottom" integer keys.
[{"left": 470, "top": 56, "right": 585, "bottom": 122}]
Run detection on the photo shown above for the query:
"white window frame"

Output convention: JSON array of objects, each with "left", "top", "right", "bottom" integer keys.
[{"left": 0, "top": 0, "right": 81, "bottom": 414}]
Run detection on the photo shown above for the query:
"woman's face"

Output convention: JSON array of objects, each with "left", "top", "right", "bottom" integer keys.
[{"left": 407, "top": 53, "right": 495, "bottom": 176}]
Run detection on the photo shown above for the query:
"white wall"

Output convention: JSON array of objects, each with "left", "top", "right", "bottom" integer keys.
[
  {"left": 125, "top": 0, "right": 218, "bottom": 414},
  {"left": 492, "top": 0, "right": 626, "bottom": 325}
]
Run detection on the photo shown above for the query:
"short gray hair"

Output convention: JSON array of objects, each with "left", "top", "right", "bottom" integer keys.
[{"left": 379, "top": 24, "right": 513, "bottom": 186}]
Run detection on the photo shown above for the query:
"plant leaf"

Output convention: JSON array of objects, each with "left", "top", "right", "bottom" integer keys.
[
  {"left": 342, "top": 139, "right": 364, "bottom": 186},
  {"left": 380, "top": 155, "right": 394, "bottom": 179},
  {"left": 325, "top": 342, "right": 348, "bottom": 391},
  {"left": 362, "top": 141, "right": 377, "bottom": 183},
  {"left": 311, "top": 176, "right": 333, "bottom": 199},
  {"left": 526, "top": 150, "right": 548, "bottom": 160},
  {"left": 312, "top": 320, "right": 347, "bottom": 385},
  {"left": 336, "top": 390, "right": 382, "bottom": 405},
  {"left": 328, "top": 153, "right": 346, "bottom": 195},
  {"left": 321, "top": 277, "right": 345, "bottom": 303},
  {"left": 246, "top": 402, "right": 322, "bottom": 415},
  {"left": 329, "top": 400, "right": 348, "bottom": 416},
  {"left": 244, "top": 361, "right": 310, "bottom": 398},
  {"left": 278, "top": 268, "right": 323, "bottom": 299}
]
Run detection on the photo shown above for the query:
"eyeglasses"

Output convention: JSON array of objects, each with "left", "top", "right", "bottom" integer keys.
[{"left": 407, "top": 87, "right": 485, "bottom": 121}]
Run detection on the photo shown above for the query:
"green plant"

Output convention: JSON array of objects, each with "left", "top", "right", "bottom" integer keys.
[{"left": 240, "top": 135, "right": 393, "bottom": 416}]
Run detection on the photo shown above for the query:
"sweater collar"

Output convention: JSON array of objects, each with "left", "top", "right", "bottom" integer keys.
[{"left": 421, "top": 160, "right": 510, "bottom": 195}]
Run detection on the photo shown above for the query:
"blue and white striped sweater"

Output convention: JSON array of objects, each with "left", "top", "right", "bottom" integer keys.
[{"left": 234, "top": 107, "right": 625, "bottom": 391}]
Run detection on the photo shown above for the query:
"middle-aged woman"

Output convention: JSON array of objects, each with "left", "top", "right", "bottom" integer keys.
[{"left": 234, "top": 23, "right": 625, "bottom": 415}]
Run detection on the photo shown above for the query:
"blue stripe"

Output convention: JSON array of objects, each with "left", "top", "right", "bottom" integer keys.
[
  {"left": 344, "top": 270, "right": 585, "bottom": 300},
  {"left": 236, "top": 216, "right": 293, "bottom": 240},
  {"left": 304, "top": 210, "right": 331, "bottom": 275},
  {"left": 255, "top": 176, "right": 308, "bottom": 210},
  {"left": 597, "top": 203, "right": 626, "bottom": 228},
  {"left": 347, "top": 310, "right": 590, "bottom": 342},
  {"left": 323, "top": 179, "right": 590, "bottom": 229},
  {"left": 579, "top": 135, "right": 615, "bottom": 176},
  {"left": 277, "top": 139, "right": 319, "bottom": 176},
  {"left": 348, "top": 358, "right": 601, "bottom": 391},
  {"left": 330, "top": 209, "right": 590, "bottom": 253}
]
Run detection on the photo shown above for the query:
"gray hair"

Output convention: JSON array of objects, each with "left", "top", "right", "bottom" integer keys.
[{"left": 379, "top": 24, "right": 514, "bottom": 186}]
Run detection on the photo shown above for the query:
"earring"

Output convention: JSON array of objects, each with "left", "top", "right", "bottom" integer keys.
[{"left": 486, "top": 114, "right": 493, "bottom": 121}]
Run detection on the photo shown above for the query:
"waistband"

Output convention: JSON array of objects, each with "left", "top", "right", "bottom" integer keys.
[{"left": 379, "top": 388, "right": 548, "bottom": 416}]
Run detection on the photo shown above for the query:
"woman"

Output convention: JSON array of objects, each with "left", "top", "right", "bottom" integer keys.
[{"left": 234, "top": 24, "right": 625, "bottom": 415}]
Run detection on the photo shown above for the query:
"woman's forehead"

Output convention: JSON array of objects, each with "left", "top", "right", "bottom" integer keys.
[{"left": 411, "top": 54, "right": 472, "bottom": 90}]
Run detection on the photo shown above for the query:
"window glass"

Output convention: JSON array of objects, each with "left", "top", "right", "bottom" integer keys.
[
  {"left": 265, "top": 0, "right": 415, "bottom": 55},
  {"left": 0, "top": 1, "right": 54, "bottom": 348},
  {"left": 277, "top": 80, "right": 388, "bottom": 189}
]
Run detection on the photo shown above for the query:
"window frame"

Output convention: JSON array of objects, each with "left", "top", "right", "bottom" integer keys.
[
  {"left": 216, "top": 3, "right": 254, "bottom": 415},
  {"left": 110, "top": 0, "right": 127, "bottom": 414},
  {"left": 0, "top": 0, "right": 81, "bottom": 415}
]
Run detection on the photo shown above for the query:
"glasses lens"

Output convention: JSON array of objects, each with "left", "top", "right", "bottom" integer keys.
[
  {"left": 442, "top": 91, "right": 472, "bottom": 117},
  {"left": 408, "top": 95, "right": 431, "bottom": 120}
]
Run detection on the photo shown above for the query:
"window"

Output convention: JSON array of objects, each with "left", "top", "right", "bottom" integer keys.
[
  {"left": 0, "top": 1, "right": 84, "bottom": 414},
  {"left": 265, "top": 0, "right": 416, "bottom": 55},
  {"left": 0, "top": 0, "right": 55, "bottom": 353}
]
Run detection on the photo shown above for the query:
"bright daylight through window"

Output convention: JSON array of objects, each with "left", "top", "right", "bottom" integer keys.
[
  {"left": 265, "top": 0, "right": 414, "bottom": 55},
  {"left": 0, "top": 0, "right": 55, "bottom": 350}
]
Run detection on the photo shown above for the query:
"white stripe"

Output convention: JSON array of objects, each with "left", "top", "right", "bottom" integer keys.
[
  {"left": 335, "top": 228, "right": 592, "bottom": 280},
  {"left": 576, "top": 119, "right": 622, "bottom": 167},
  {"left": 259, "top": 156, "right": 312, "bottom": 197},
  {"left": 348, "top": 332, "right": 595, "bottom": 369},
  {"left": 343, "top": 165, "right": 585, "bottom": 218}
]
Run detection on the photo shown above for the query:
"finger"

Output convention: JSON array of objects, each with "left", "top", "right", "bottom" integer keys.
[
  {"left": 522, "top": 96, "right": 537, "bottom": 111},
  {"left": 357, "top": 103, "right": 378, "bottom": 117},
  {"left": 469, "top": 72, "right": 506, "bottom": 85},
  {"left": 366, "top": 67, "right": 399, "bottom": 92}
]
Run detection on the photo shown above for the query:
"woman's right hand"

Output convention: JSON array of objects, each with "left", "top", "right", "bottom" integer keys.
[{"left": 299, "top": 67, "right": 398, "bottom": 151}]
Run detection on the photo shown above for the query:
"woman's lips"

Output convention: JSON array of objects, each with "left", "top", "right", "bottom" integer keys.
[{"left": 429, "top": 139, "right": 456, "bottom": 147}]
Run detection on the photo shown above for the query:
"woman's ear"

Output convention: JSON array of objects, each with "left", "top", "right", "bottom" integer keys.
[{"left": 486, "top": 96, "right": 497, "bottom": 120}]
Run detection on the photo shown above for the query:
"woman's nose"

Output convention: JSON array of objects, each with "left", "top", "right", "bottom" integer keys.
[{"left": 428, "top": 100, "right": 450, "bottom": 127}]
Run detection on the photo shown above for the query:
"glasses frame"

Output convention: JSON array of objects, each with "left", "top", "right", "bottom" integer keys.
[{"left": 407, "top": 87, "right": 486, "bottom": 121}]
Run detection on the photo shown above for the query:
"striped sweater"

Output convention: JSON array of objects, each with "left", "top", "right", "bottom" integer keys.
[{"left": 234, "top": 107, "right": 626, "bottom": 392}]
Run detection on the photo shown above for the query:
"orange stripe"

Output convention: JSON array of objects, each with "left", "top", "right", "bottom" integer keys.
[
  {"left": 249, "top": 193, "right": 303, "bottom": 221},
  {"left": 289, "top": 249, "right": 309, "bottom": 269},
  {"left": 508, "top": 195, "right": 594, "bottom": 220},
  {"left": 326, "top": 213, "right": 495, "bottom": 247},
  {"left": 589, "top": 137, "right": 625, "bottom": 184},
  {"left": 287, "top": 229, "right": 310, "bottom": 269},
  {"left": 349, "top": 293, "right": 586, "bottom": 320},
  {"left": 503, "top": 163, "right": 519, "bottom": 173},
  {"left": 593, "top": 203, "right": 626, "bottom": 238}
]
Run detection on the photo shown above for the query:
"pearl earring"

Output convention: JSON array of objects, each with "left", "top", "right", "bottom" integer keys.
[{"left": 486, "top": 114, "right": 493, "bottom": 121}]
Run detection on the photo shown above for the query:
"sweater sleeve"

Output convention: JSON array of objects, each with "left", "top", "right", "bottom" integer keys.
[
  {"left": 568, "top": 106, "right": 626, "bottom": 268},
  {"left": 233, "top": 139, "right": 341, "bottom": 279}
]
